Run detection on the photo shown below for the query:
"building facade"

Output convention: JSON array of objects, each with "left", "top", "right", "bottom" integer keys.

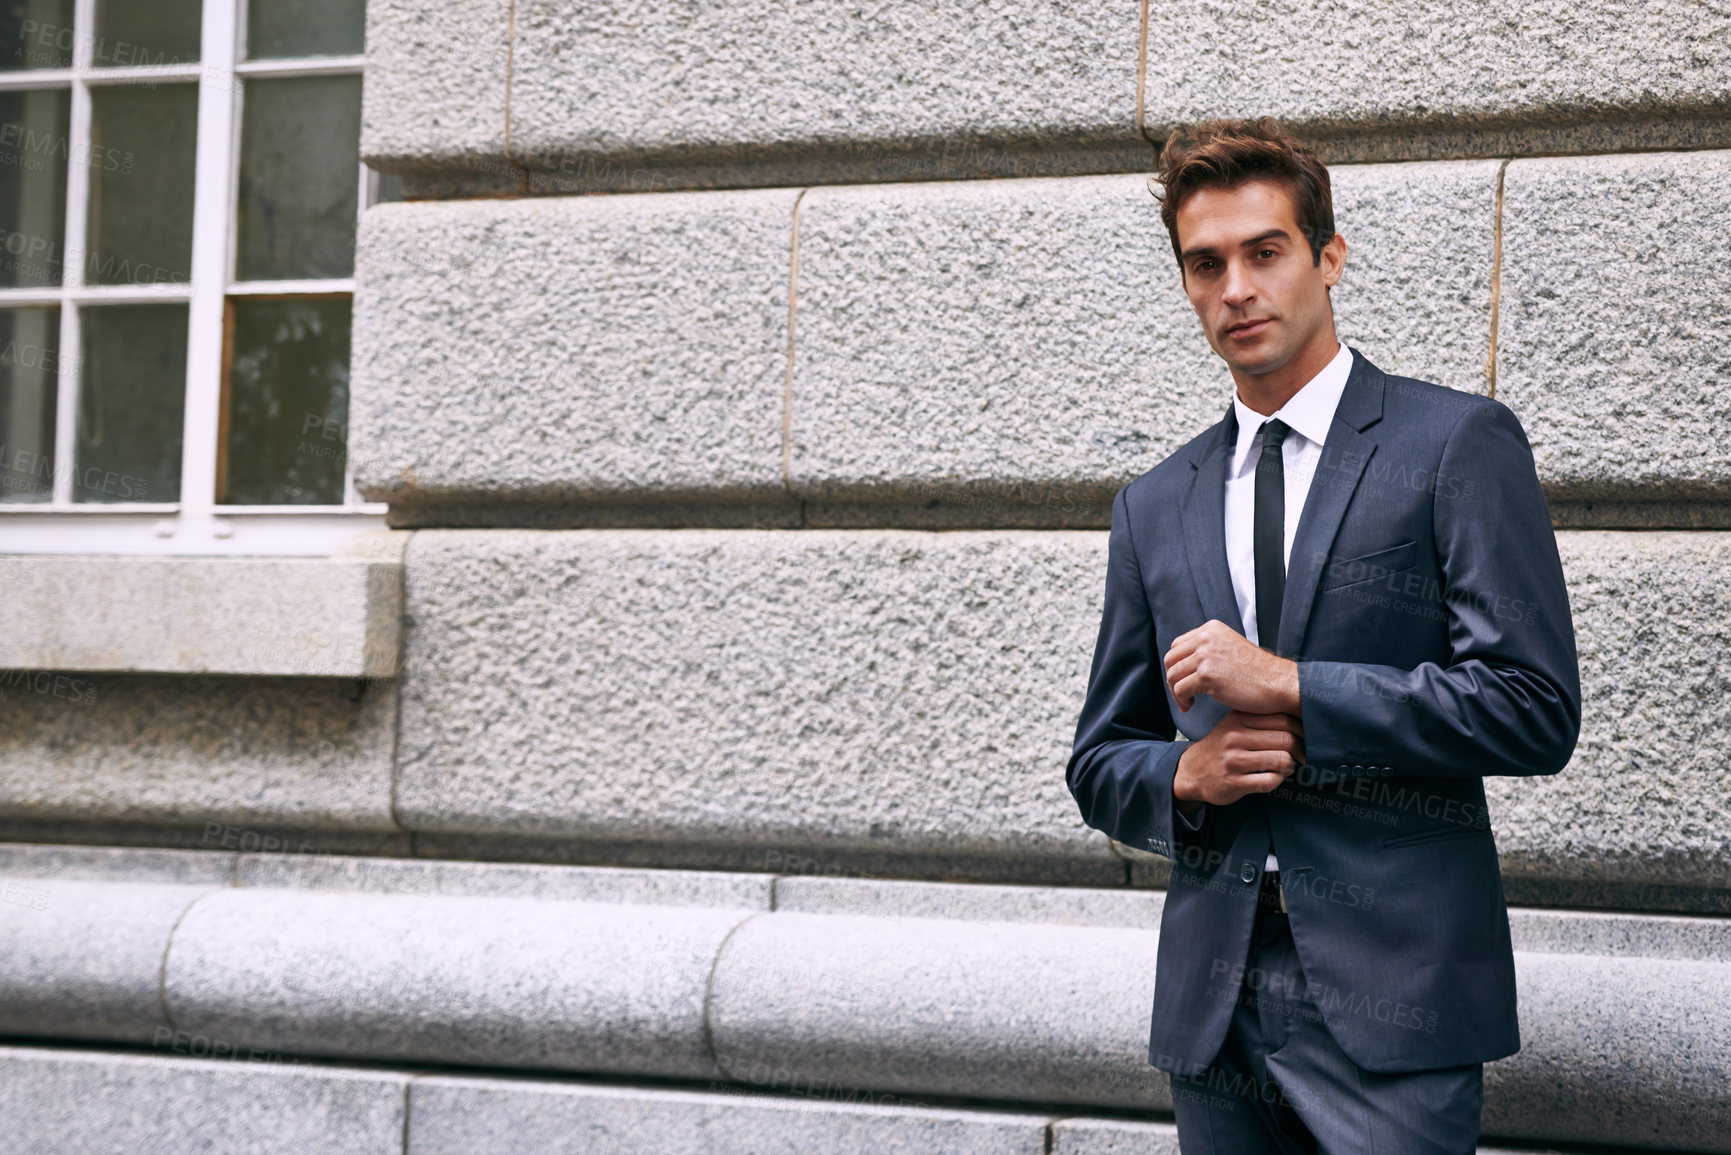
[{"left": 1, "top": 0, "right": 1729, "bottom": 1150}]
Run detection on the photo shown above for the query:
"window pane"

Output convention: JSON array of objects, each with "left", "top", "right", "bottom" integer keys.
[
  {"left": 93, "top": 0, "right": 200, "bottom": 67},
  {"left": 246, "top": 0, "right": 364, "bottom": 59},
  {"left": 76, "top": 303, "right": 186, "bottom": 503},
  {"left": 0, "top": 305, "right": 58, "bottom": 503},
  {"left": 86, "top": 83, "right": 198, "bottom": 285},
  {"left": 220, "top": 296, "right": 349, "bottom": 505},
  {"left": 0, "top": 87, "right": 69, "bottom": 287},
  {"left": 3, "top": 0, "right": 76, "bottom": 70},
  {"left": 236, "top": 75, "right": 360, "bottom": 280}
]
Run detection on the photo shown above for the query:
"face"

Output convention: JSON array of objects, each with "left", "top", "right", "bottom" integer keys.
[{"left": 1174, "top": 178, "right": 1346, "bottom": 379}]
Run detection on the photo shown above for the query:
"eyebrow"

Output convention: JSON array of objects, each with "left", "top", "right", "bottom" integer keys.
[{"left": 1180, "top": 228, "right": 1293, "bottom": 262}]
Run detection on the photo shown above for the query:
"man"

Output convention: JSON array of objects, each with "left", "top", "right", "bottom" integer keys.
[{"left": 1065, "top": 116, "right": 1581, "bottom": 1152}]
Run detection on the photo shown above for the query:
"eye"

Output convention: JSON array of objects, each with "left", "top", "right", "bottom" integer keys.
[{"left": 1257, "top": 248, "right": 1277, "bottom": 259}]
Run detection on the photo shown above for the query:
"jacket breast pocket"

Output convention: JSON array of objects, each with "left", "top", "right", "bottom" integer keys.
[
  {"left": 1318, "top": 539, "right": 1417, "bottom": 593},
  {"left": 1384, "top": 824, "right": 1493, "bottom": 849}
]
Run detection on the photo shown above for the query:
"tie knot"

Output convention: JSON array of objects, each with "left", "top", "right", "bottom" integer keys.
[{"left": 1259, "top": 418, "right": 1290, "bottom": 452}]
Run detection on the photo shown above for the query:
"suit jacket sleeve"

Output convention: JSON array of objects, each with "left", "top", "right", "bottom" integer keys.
[
  {"left": 1066, "top": 483, "right": 1199, "bottom": 860},
  {"left": 1296, "top": 397, "right": 1583, "bottom": 779}
]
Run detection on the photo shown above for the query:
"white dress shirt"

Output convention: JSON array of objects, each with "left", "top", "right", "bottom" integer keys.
[{"left": 1223, "top": 340, "right": 1354, "bottom": 871}]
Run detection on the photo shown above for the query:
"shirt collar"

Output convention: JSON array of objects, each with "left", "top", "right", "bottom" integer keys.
[{"left": 1229, "top": 341, "right": 1355, "bottom": 477}]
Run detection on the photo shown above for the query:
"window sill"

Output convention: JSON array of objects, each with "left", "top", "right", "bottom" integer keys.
[{"left": 0, "top": 531, "right": 407, "bottom": 677}]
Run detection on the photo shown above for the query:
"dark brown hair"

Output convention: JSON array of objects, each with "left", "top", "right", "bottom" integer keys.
[{"left": 1150, "top": 116, "right": 1335, "bottom": 273}]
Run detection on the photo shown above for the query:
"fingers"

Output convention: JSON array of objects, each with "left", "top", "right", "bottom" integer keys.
[
  {"left": 1225, "top": 745, "right": 1300, "bottom": 773},
  {"left": 1227, "top": 709, "right": 1303, "bottom": 736},
  {"left": 1239, "top": 771, "right": 1292, "bottom": 795},
  {"left": 1169, "top": 669, "right": 1200, "bottom": 711}
]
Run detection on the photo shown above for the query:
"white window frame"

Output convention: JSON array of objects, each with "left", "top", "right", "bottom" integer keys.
[{"left": 0, "top": 0, "right": 386, "bottom": 556}]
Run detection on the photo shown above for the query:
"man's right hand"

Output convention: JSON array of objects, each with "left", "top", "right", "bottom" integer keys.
[{"left": 1173, "top": 710, "right": 1305, "bottom": 816}]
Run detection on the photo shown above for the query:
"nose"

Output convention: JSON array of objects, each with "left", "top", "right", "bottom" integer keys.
[{"left": 1220, "top": 257, "right": 1255, "bottom": 309}]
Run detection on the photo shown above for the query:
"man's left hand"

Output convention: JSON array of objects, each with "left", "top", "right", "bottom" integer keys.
[{"left": 1164, "top": 619, "right": 1302, "bottom": 716}]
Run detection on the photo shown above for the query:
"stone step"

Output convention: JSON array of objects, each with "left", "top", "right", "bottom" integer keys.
[{"left": 0, "top": 844, "right": 1726, "bottom": 1150}]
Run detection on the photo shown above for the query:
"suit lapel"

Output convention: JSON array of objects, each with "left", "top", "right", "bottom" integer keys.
[
  {"left": 1181, "top": 406, "right": 1245, "bottom": 640},
  {"left": 1274, "top": 346, "right": 1387, "bottom": 658}
]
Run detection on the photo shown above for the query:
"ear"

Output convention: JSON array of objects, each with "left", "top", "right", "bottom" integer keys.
[{"left": 1321, "top": 232, "right": 1347, "bottom": 288}]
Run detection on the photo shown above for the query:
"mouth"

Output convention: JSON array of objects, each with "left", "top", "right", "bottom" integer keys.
[{"left": 1225, "top": 318, "right": 1273, "bottom": 338}]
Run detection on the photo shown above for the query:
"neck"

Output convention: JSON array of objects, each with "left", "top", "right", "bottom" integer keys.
[{"left": 1232, "top": 333, "right": 1342, "bottom": 417}]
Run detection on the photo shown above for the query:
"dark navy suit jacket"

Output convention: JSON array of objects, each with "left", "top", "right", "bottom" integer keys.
[{"left": 1067, "top": 344, "right": 1581, "bottom": 1075}]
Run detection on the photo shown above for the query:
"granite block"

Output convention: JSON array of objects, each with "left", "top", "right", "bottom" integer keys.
[
  {"left": 0, "top": 673, "right": 399, "bottom": 833},
  {"left": 409, "top": 1075, "right": 1052, "bottom": 1154},
  {"left": 0, "top": 1045, "right": 408, "bottom": 1155},
  {"left": 360, "top": 0, "right": 514, "bottom": 183},
  {"left": 1499, "top": 150, "right": 1731, "bottom": 500},
  {"left": 708, "top": 911, "right": 1167, "bottom": 1110},
  {"left": 789, "top": 163, "right": 1497, "bottom": 516},
  {"left": 350, "top": 192, "right": 799, "bottom": 516},
  {"left": 165, "top": 887, "right": 751, "bottom": 1077},
  {"left": 0, "top": 554, "right": 400, "bottom": 676},
  {"left": 393, "top": 529, "right": 1117, "bottom": 875},
  {"left": 505, "top": 0, "right": 1143, "bottom": 190},
  {"left": 0, "top": 882, "right": 213, "bottom": 1041}
]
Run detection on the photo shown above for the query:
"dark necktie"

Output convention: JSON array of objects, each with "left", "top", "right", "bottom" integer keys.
[{"left": 1254, "top": 418, "right": 1291, "bottom": 653}]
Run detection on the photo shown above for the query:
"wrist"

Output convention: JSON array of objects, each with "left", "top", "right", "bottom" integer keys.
[
  {"left": 1279, "top": 657, "right": 1302, "bottom": 715},
  {"left": 1173, "top": 744, "right": 1201, "bottom": 811}
]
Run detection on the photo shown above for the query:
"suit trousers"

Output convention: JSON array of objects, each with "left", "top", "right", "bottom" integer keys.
[{"left": 1169, "top": 879, "right": 1484, "bottom": 1154}]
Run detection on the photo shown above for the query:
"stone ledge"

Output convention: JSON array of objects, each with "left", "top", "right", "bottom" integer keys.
[
  {"left": 0, "top": 1047, "right": 1664, "bottom": 1154},
  {"left": 0, "top": 537, "right": 407, "bottom": 677},
  {"left": 0, "top": 854, "right": 1727, "bottom": 1149},
  {"left": 0, "top": 1045, "right": 409, "bottom": 1154}
]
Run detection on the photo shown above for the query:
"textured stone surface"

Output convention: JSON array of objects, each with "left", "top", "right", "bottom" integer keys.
[
  {"left": 774, "top": 875, "right": 1163, "bottom": 930},
  {"left": 238, "top": 853, "right": 773, "bottom": 908},
  {"left": 1142, "top": 1, "right": 1731, "bottom": 140},
  {"left": 0, "top": 842, "right": 235, "bottom": 885},
  {"left": 394, "top": 529, "right": 1118, "bottom": 876},
  {"left": 504, "top": 0, "right": 1142, "bottom": 189},
  {"left": 0, "top": 674, "right": 399, "bottom": 833},
  {"left": 1498, "top": 149, "right": 1731, "bottom": 500},
  {"left": 359, "top": 0, "right": 514, "bottom": 184},
  {"left": 1050, "top": 1118, "right": 1182, "bottom": 1155},
  {"left": 395, "top": 527, "right": 1730, "bottom": 899},
  {"left": 0, "top": 882, "right": 210, "bottom": 1041},
  {"left": 1507, "top": 907, "right": 1731, "bottom": 962},
  {"left": 1047, "top": 1120, "right": 1565, "bottom": 1155},
  {"left": 350, "top": 193, "right": 798, "bottom": 517},
  {"left": 709, "top": 911, "right": 1168, "bottom": 1110},
  {"left": 409, "top": 1076, "right": 1052, "bottom": 1154},
  {"left": 0, "top": 1046, "right": 408, "bottom": 1155},
  {"left": 0, "top": 555, "right": 401, "bottom": 676},
  {"left": 1489, "top": 952, "right": 1731, "bottom": 1151},
  {"left": 1488, "top": 532, "right": 1731, "bottom": 893},
  {"left": 166, "top": 888, "right": 752, "bottom": 1076},
  {"left": 0, "top": 872, "right": 1726, "bottom": 1146},
  {"left": 788, "top": 161, "right": 1497, "bottom": 519}
]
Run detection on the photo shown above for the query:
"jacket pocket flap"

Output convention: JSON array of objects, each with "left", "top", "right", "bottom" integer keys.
[{"left": 1319, "top": 540, "right": 1417, "bottom": 592}]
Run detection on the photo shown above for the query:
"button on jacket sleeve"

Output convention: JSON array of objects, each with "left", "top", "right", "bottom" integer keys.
[
  {"left": 1295, "top": 398, "right": 1583, "bottom": 778},
  {"left": 1066, "top": 484, "right": 1199, "bottom": 861}
]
